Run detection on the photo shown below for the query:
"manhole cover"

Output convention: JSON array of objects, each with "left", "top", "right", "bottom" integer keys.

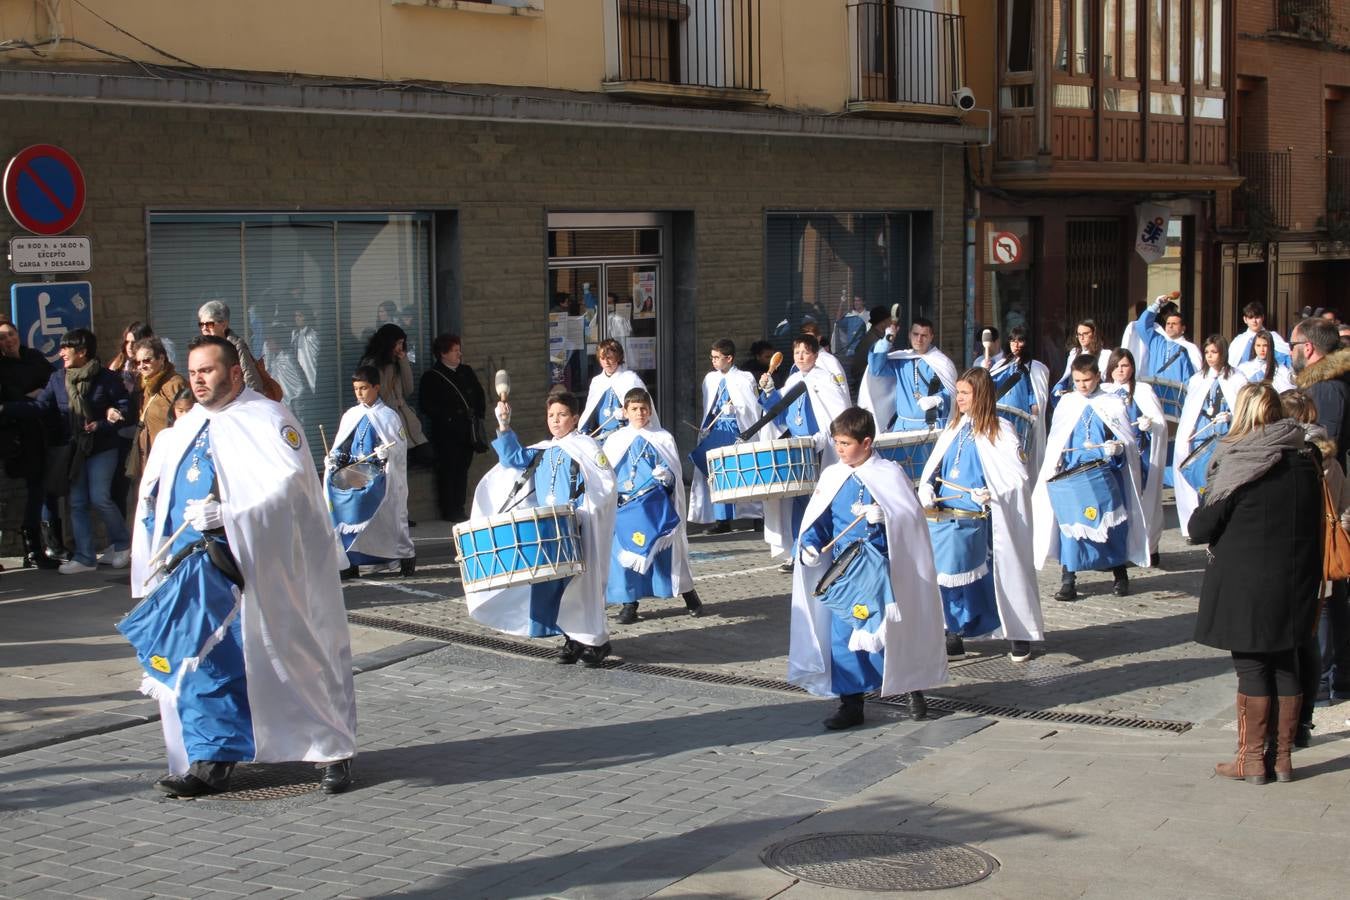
[
  {"left": 760, "top": 832, "right": 998, "bottom": 891},
  {"left": 195, "top": 763, "right": 322, "bottom": 801}
]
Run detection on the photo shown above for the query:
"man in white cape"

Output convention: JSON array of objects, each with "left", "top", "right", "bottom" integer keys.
[
  {"left": 858, "top": 316, "right": 958, "bottom": 434},
  {"left": 324, "top": 365, "right": 414, "bottom": 576},
  {"left": 580, "top": 338, "right": 658, "bottom": 440},
  {"left": 789, "top": 407, "right": 947, "bottom": 729},
  {"left": 127, "top": 336, "right": 357, "bottom": 797},
  {"left": 468, "top": 390, "right": 617, "bottom": 665},
  {"left": 688, "top": 340, "right": 763, "bottom": 530}
]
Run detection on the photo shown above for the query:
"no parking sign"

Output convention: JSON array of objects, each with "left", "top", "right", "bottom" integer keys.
[{"left": 3, "top": 144, "right": 86, "bottom": 236}]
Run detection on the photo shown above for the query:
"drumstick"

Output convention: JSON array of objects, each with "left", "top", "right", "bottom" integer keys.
[
  {"left": 931, "top": 495, "right": 965, "bottom": 504},
  {"left": 768, "top": 351, "right": 784, "bottom": 375},
  {"left": 318, "top": 424, "right": 330, "bottom": 457},
  {"left": 347, "top": 441, "right": 396, "bottom": 467},
  {"left": 816, "top": 512, "right": 867, "bottom": 558},
  {"left": 144, "top": 492, "right": 216, "bottom": 586},
  {"left": 495, "top": 369, "right": 511, "bottom": 402},
  {"left": 935, "top": 478, "right": 979, "bottom": 495},
  {"left": 588, "top": 409, "right": 620, "bottom": 437},
  {"left": 1059, "top": 442, "right": 1105, "bottom": 455}
]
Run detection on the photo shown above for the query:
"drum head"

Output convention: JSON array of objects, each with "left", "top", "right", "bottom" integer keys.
[{"left": 331, "top": 463, "right": 377, "bottom": 491}]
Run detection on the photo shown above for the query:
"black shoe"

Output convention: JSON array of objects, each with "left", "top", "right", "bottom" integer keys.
[
  {"left": 778, "top": 560, "right": 794, "bottom": 574},
  {"left": 1150, "top": 552, "right": 1161, "bottom": 568},
  {"left": 556, "top": 638, "right": 582, "bottom": 665},
  {"left": 580, "top": 641, "right": 611, "bottom": 668},
  {"left": 823, "top": 694, "right": 865, "bottom": 730},
  {"left": 340, "top": 565, "right": 360, "bottom": 580},
  {"left": 945, "top": 633, "right": 966, "bottom": 658},
  {"left": 157, "top": 761, "right": 233, "bottom": 797},
  {"left": 908, "top": 691, "right": 928, "bottom": 720},
  {"left": 41, "top": 520, "right": 69, "bottom": 562},
  {"left": 408, "top": 519, "right": 417, "bottom": 528},
  {"left": 706, "top": 521, "right": 732, "bottom": 535},
  {"left": 1009, "top": 640, "right": 1033, "bottom": 662},
  {"left": 22, "top": 527, "right": 58, "bottom": 570},
  {"left": 683, "top": 591, "right": 705, "bottom": 617},
  {"left": 320, "top": 760, "right": 352, "bottom": 794},
  {"left": 399, "top": 556, "right": 416, "bottom": 577},
  {"left": 1112, "top": 576, "right": 1129, "bottom": 597},
  {"left": 616, "top": 603, "right": 639, "bottom": 625},
  {"left": 1296, "top": 722, "right": 1313, "bottom": 749},
  {"left": 1052, "top": 580, "right": 1078, "bottom": 602},
  {"left": 752, "top": 518, "right": 764, "bottom": 533}
]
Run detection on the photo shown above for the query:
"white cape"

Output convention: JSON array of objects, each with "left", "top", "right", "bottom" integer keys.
[
  {"left": 1104, "top": 381, "right": 1169, "bottom": 553},
  {"left": 1230, "top": 329, "right": 1290, "bottom": 368},
  {"left": 466, "top": 430, "right": 617, "bottom": 646},
  {"left": 323, "top": 398, "right": 413, "bottom": 561},
  {"left": 130, "top": 389, "right": 357, "bottom": 773},
  {"left": 580, "top": 366, "right": 658, "bottom": 434},
  {"left": 991, "top": 357, "right": 1049, "bottom": 481},
  {"left": 1237, "top": 358, "right": 1296, "bottom": 393},
  {"left": 762, "top": 367, "right": 851, "bottom": 559},
  {"left": 919, "top": 419, "right": 1044, "bottom": 642},
  {"left": 1173, "top": 371, "right": 1246, "bottom": 538},
  {"left": 788, "top": 454, "right": 948, "bottom": 697},
  {"left": 1055, "top": 348, "right": 1114, "bottom": 388},
  {"left": 603, "top": 424, "right": 693, "bottom": 591},
  {"left": 688, "top": 367, "right": 764, "bottom": 524},
  {"left": 858, "top": 343, "right": 958, "bottom": 431},
  {"left": 1031, "top": 390, "right": 1150, "bottom": 569},
  {"left": 791, "top": 350, "right": 851, "bottom": 403}
]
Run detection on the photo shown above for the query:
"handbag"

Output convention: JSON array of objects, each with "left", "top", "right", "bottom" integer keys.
[
  {"left": 1322, "top": 475, "right": 1350, "bottom": 582},
  {"left": 432, "top": 369, "right": 489, "bottom": 453}
]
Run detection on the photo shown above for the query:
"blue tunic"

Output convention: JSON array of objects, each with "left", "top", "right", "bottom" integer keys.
[
  {"left": 587, "top": 387, "right": 624, "bottom": 439},
  {"left": 869, "top": 347, "right": 951, "bottom": 431},
  {"left": 1111, "top": 389, "right": 1152, "bottom": 488},
  {"left": 929, "top": 424, "right": 1000, "bottom": 638},
  {"left": 1056, "top": 405, "right": 1129, "bottom": 572},
  {"left": 992, "top": 362, "right": 1036, "bottom": 450},
  {"left": 801, "top": 474, "right": 886, "bottom": 695},
  {"left": 493, "top": 430, "right": 586, "bottom": 637},
  {"left": 1135, "top": 308, "right": 1197, "bottom": 385},
  {"left": 761, "top": 382, "right": 821, "bottom": 544},
  {"left": 689, "top": 379, "right": 743, "bottom": 522},
  {"left": 330, "top": 413, "right": 394, "bottom": 566},
  {"left": 607, "top": 436, "right": 678, "bottom": 604}
]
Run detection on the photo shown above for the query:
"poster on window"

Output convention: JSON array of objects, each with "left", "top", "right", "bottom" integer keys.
[
  {"left": 627, "top": 336, "right": 658, "bottom": 370},
  {"left": 633, "top": 271, "right": 656, "bottom": 319}
]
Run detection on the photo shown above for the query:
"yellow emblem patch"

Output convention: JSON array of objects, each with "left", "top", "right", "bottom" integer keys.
[
  {"left": 280, "top": 424, "right": 302, "bottom": 451},
  {"left": 150, "top": 656, "right": 171, "bottom": 674},
  {"left": 1084, "top": 506, "right": 1099, "bottom": 522},
  {"left": 851, "top": 604, "right": 871, "bottom": 621},
  {"left": 834, "top": 373, "right": 846, "bottom": 385},
  {"left": 632, "top": 531, "right": 647, "bottom": 548},
  {"left": 596, "top": 451, "right": 610, "bottom": 469}
]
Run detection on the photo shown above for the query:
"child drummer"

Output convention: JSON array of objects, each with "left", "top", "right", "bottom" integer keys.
[
  {"left": 603, "top": 388, "right": 704, "bottom": 624},
  {"left": 689, "top": 339, "right": 763, "bottom": 534},
  {"left": 1031, "top": 355, "right": 1150, "bottom": 601},
  {"left": 789, "top": 407, "right": 947, "bottom": 730},
  {"left": 466, "top": 389, "right": 617, "bottom": 666}
]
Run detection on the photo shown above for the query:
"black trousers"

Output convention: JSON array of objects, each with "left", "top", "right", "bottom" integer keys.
[
  {"left": 431, "top": 438, "right": 474, "bottom": 522},
  {"left": 1231, "top": 649, "right": 1300, "bottom": 697}
]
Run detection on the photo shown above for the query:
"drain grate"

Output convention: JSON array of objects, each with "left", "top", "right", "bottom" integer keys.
[
  {"left": 760, "top": 832, "right": 998, "bottom": 891},
  {"left": 190, "top": 763, "right": 321, "bottom": 802},
  {"left": 346, "top": 613, "right": 1192, "bottom": 733}
]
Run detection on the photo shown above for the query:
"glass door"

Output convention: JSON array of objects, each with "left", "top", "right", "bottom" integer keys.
[
  {"left": 601, "top": 262, "right": 661, "bottom": 408},
  {"left": 548, "top": 264, "right": 602, "bottom": 394}
]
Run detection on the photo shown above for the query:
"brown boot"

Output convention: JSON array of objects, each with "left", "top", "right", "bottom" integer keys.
[
  {"left": 1215, "top": 693, "right": 1270, "bottom": 784},
  {"left": 1273, "top": 694, "right": 1302, "bottom": 783}
]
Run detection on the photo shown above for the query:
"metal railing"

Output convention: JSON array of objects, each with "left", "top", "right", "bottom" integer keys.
[
  {"left": 848, "top": 1, "right": 966, "bottom": 107},
  {"left": 1234, "top": 150, "right": 1293, "bottom": 233},
  {"left": 1276, "top": 0, "right": 1332, "bottom": 41},
  {"left": 614, "top": 0, "right": 761, "bottom": 91},
  {"left": 1328, "top": 156, "right": 1350, "bottom": 224}
]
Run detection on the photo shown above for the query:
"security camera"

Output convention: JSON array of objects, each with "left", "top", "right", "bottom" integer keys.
[{"left": 953, "top": 87, "right": 976, "bottom": 112}]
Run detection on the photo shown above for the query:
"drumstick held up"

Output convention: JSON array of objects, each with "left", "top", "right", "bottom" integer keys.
[
  {"left": 768, "top": 351, "right": 783, "bottom": 374},
  {"left": 816, "top": 512, "right": 867, "bottom": 558},
  {"left": 318, "top": 424, "right": 330, "bottom": 457},
  {"left": 495, "top": 369, "right": 511, "bottom": 402}
]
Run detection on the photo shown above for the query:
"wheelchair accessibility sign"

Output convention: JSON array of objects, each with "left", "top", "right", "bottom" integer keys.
[{"left": 10, "top": 281, "right": 93, "bottom": 363}]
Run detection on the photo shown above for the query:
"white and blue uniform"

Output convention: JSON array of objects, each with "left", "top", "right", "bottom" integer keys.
[
  {"left": 865, "top": 343, "right": 955, "bottom": 432},
  {"left": 1051, "top": 348, "right": 1114, "bottom": 397},
  {"left": 1230, "top": 329, "right": 1291, "bottom": 368},
  {"left": 324, "top": 398, "right": 412, "bottom": 567},
  {"left": 604, "top": 424, "right": 694, "bottom": 606},
  {"left": 1236, "top": 356, "right": 1296, "bottom": 393},
  {"left": 688, "top": 367, "right": 762, "bottom": 524},
  {"left": 1104, "top": 381, "right": 1168, "bottom": 555},
  {"left": 1174, "top": 370, "right": 1245, "bottom": 538},
  {"left": 580, "top": 366, "right": 656, "bottom": 440},
  {"left": 923, "top": 422, "right": 1000, "bottom": 637}
]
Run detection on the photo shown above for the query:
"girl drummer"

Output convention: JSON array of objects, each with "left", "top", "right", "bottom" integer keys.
[
  {"left": 1103, "top": 348, "right": 1168, "bottom": 567},
  {"left": 1174, "top": 334, "right": 1246, "bottom": 540},
  {"left": 916, "top": 368, "right": 1044, "bottom": 663}
]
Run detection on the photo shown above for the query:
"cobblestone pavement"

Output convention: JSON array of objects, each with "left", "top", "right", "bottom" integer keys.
[{"left": 0, "top": 643, "right": 987, "bottom": 900}]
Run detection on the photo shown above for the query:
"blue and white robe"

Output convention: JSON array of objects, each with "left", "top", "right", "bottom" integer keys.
[
  {"left": 861, "top": 342, "right": 957, "bottom": 433},
  {"left": 688, "top": 367, "right": 763, "bottom": 524},
  {"left": 580, "top": 366, "right": 656, "bottom": 440},
  {"left": 603, "top": 424, "right": 694, "bottom": 605},
  {"left": 324, "top": 399, "right": 411, "bottom": 566},
  {"left": 1229, "top": 329, "right": 1291, "bottom": 368},
  {"left": 1174, "top": 370, "right": 1244, "bottom": 538},
  {"left": 1104, "top": 381, "right": 1168, "bottom": 555}
]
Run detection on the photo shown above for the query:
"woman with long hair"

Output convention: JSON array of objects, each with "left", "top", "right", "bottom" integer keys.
[
  {"left": 1237, "top": 330, "right": 1296, "bottom": 392},
  {"left": 1104, "top": 348, "right": 1168, "bottom": 565},
  {"left": 360, "top": 323, "right": 428, "bottom": 456},
  {"left": 988, "top": 325, "right": 1049, "bottom": 477},
  {"left": 1052, "top": 319, "right": 1113, "bottom": 397},
  {"left": 1191, "top": 383, "right": 1320, "bottom": 783},
  {"left": 1175, "top": 334, "right": 1247, "bottom": 538},
  {"left": 916, "top": 367, "right": 1043, "bottom": 662},
  {"left": 124, "top": 337, "right": 187, "bottom": 482}
]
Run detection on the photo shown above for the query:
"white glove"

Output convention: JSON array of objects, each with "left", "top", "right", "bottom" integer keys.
[
  {"left": 863, "top": 503, "right": 885, "bottom": 525},
  {"left": 1103, "top": 440, "right": 1125, "bottom": 457},
  {"left": 495, "top": 400, "right": 511, "bottom": 430},
  {"left": 652, "top": 464, "right": 674, "bottom": 487},
  {"left": 1136, "top": 416, "right": 1153, "bottom": 432},
  {"left": 971, "top": 488, "right": 992, "bottom": 506},
  {"left": 799, "top": 545, "right": 821, "bottom": 567},
  {"left": 184, "top": 497, "right": 224, "bottom": 531},
  {"left": 1149, "top": 293, "right": 1169, "bottom": 312},
  {"left": 1214, "top": 411, "right": 1232, "bottom": 425},
  {"left": 324, "top": 456, "right": 338, "bottom": 475},
  {"left": 759, "top": 373, "right": 774, "bottom": 392},
  {"left": 917, "top": 482, "right": 936, "bottom": 509},
  {"left": 721, "top": 400, "right": 735, "bottom": 416},
  {"left": 373, "top": 444, "right": 390, "bottom": 462},
  {"left": 917, "top": 395, "right": 942, "bottom": 412}
]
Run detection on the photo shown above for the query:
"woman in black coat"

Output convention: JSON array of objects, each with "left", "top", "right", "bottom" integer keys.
[
  {"left": 1191, "top": 382, "right": 1322, "bottom": 784},
  {"left": 418, "top": 334, "right": 486, "bottom": 523}
]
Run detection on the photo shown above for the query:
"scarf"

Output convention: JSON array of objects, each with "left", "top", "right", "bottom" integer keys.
[
  {"left": 1205, "top": 418, "right": 1306, "bottom": 507},
  {"left": 64, "top": 358, "right": 101, "bottom": 427},
  {"left": 139, "top": 365, "right": 177, "bottom": 423}
]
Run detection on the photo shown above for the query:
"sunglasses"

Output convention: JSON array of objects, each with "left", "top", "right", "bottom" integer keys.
[
  {"left": 198, "top": 321, "right": 217, "bottom": 329},
  {"left": 135, "top": 357, "right": 158, "bottom": 367}
]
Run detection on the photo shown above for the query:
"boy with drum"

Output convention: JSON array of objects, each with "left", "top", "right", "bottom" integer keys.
[
  {"left": 581, "top": 339, "right": 657, "bottom": 440},
  {"left": 689, "top": 339, "right": 762, "bottom": 534},
  {"left": 468, "top": 389, "right": 617, "bottom": 666},
  {"left": 325, "top": 365, "right": 415, "bottom": 578},
  {"left": 1032, "top": 355, "right": 1150, "bottom": 601},
  {"left": 603, "top": 388, "right": 704, "bottom": 624},
  {"left": 789, "top": 406, "right": 946, "bottom": 729}
]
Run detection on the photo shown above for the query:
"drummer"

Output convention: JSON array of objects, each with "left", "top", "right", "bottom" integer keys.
[
  {"left": 689, "top": 339, "right": 763, "bottom": 534},
  {"left": 789, "top": 406, "right": 946, "bottom": 729},
  {"left": 757, "top": 333, "right": 850, "bottom": 570},
  {"left": 469, "top": 389, "right": 617, "bottom": 667},
  {"left": 859, "top": 316, "right": 957, "bottom": 435},
  {"left": 1032, "top": 354, "right": 1150, "bottom": 601},
  {"left": 325, "top": 365, "right": 415, "bottom": 579},
  {"left": 992, "top": 326, "right": 1050, "bottom": 478},
  {"left": 603, "top": 388, "right": 703, "bottom": 624},
  {"left": 1103, "top": 349, "right": 1168, "bottom": 567},
  {"left": 580, "top": 339, "right": 657, "bottom": 440},
  {"left": 1174, "top": 335, "right": 1245, "bottom": 540},
  {"left": 917, "top": 368, "right": 1044, "bottom": 663},
  {"left": 1236, "top": 330, "right": 1296, "bottom": 392}
]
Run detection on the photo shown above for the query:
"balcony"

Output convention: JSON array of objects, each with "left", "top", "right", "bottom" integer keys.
[
  {"left": 1274, "top": 0, "right": 1332, "bottom": 42},
  {"left": 603, "top": 0, "right": 766, "bottom": 105},
  {"left": 1326, "top": 156, "right": 1350, "bottom": 238},
  {"left": 1234, "top": 150, "right": 1293, "bottom": 240},
  {"left": 846, "top": 1, "right": 966, "bottom": 117}
]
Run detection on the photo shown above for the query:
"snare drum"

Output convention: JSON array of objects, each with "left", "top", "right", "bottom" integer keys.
[
  {"left": 1179, "top": 435, "right": 1219, "bottom": 497},
  {"left": 924, "top": 507, "right": 991, "bottom": 579},
  {"left": 1046, "top": 459, "right": 1125, "bottom": 540},
  {"left": 874, "top": 429, "right": 940, "bottom": 483},
  {"left": 706, "top": 436, "right": 818, "bottom": 503},
  {"left": 453, "top": 505, "right": 585, "bottom": 592},
  {"left": 327, "top": 462, "right": 386, "bottom": 527},
  {"left": 1142, "top": 377, "right": 1185, "bottom": 424},
  {"left": 996, "top": 404, "right": 1035, "bottom": 451}
]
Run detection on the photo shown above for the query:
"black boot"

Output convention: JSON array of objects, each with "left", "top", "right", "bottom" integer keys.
[
  {"left": 1053, "top": 570, "right": 1077, "bottom": 602},
  {"left": 616, "top": 602, "right": 639, "bottom": 625},
  {"left": 156, "top": 760, "right": 234, "bottom": 797},
  {"left": 945, "top": 632, "right": 966, "bottom": 658},
  {"left": 683, "top": 590, "right": 705, "bottom": 617},
  {"left": 22, "top": 527, "right": 58, "bottom": 570},
  {"left": 557, "top": 637, "right": 582, "bottom": 665},
  {"left": 1112, "top": 566, "right": 1129, "bottom": 597},
  {"left": 823, "top": 693, "right": 865, "bottom": 730},
  {"left": 41, "top": 519, "right": 68, "bottom": 562},
  {"left": 706, "top": 520, "right": 732, "bottom": 535},
  {"left": 580, "top": 641, "right": 612, "bottom": 668},
  {"left": 320, "top": 759, "right": 352, "bottom": 794},
  {"left": 908, "top": 690, "right": 928, "bottom": 720},
  {"left": 399, "top": 556, "right": 416, "bottom": 577},
  {"left": 340, "top": 565, "right": 360, "bottom": 580}
]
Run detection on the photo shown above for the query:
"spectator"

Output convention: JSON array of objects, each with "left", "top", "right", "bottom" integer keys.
[
  {"left": 123, "top": 337, "right": 187, "bottom": 482},
  {"left": 32, "top": 328, "right": 132, "bottom": 575},
  {"left": 746, "top": 340, "right": 787, "bottom": 390},
  {"left": 0, "top": 317, "right": 58, "bottom": 568},
  {"left": 418, "top": 334, "right": 486, "bottom": 523},
  {"left": 1291, "top": 316, "right": 1350, "bottom": 453},
  {"left": 197, "top": 301, "right": 263, "bottom": 393},
  {"left": 1190, "top": 383, "right": 1320, "bottom": 784},
  {"left": 360, "top": 323, "right": 429, "bottom": 460}
]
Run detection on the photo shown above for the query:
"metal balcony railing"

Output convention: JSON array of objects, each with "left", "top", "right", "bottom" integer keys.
[
  {"left": 848, "top": 1, "right": 966, "bottom": 107},
  {"left": 1234, "top": 150, "right": 1293, "bottom": 234},
  {"left": 1276, "top": 0, "right": 1332, "bottom": 41},
  {"left": 613, "top": 0, "right": 761, "bottom": 92}
]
